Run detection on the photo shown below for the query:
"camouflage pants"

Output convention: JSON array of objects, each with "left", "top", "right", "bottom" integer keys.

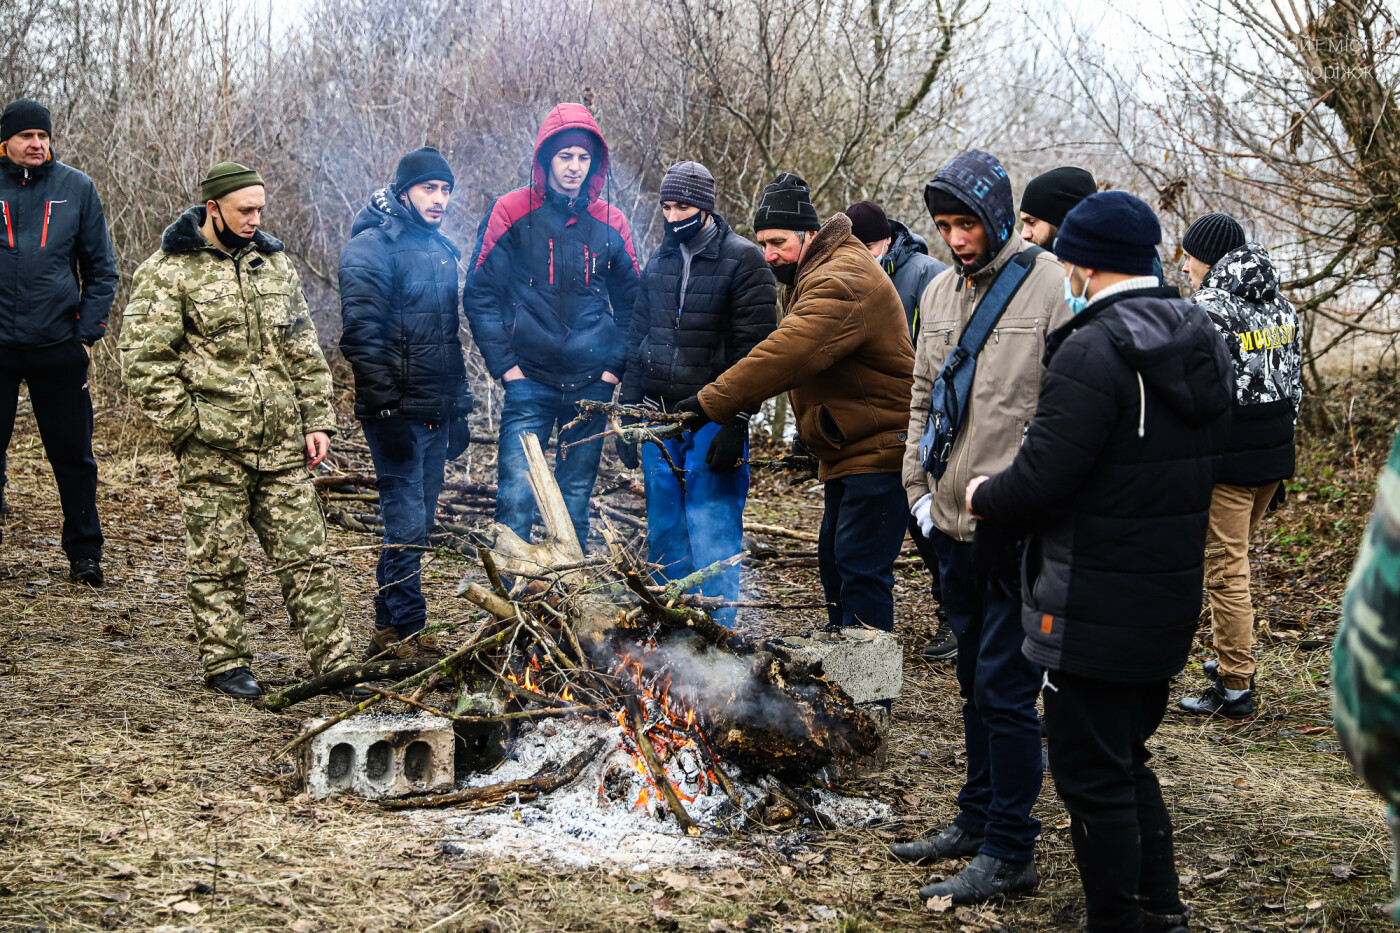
[{"left": 177, "top": 439, "right": 354, "bottom": 678}]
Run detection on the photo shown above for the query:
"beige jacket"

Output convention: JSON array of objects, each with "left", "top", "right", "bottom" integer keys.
[{"left": 902, "top": 234, "right": 1071, "bottom": 541}]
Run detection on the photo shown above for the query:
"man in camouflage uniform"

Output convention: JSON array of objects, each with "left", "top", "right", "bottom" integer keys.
[
  {"left": 120, "top": 163, "right": 357, "bottom": 698},
  {"left": 1335, "top": 428, "right": 1400, "bottom": 925}
]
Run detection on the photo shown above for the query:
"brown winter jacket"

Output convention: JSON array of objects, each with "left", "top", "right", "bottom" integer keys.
[
  {"left": 697, "top": 213, "right": 914, "bottom": 481},
  {"left": 902, "top": 234, "right": 1071, "bottom": 542}
]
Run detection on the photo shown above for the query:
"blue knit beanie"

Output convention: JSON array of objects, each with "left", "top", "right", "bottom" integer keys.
[{"left": 1055, "top": 191, "right": 1161, "bottom": 276}]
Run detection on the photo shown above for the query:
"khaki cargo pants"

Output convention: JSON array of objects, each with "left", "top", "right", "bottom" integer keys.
[
  {"left": 177, "top": 439, "right": 354, "bottom": 679},
  {"left": 1204, "top": 482, "right": 1279, "bottom": 691}
]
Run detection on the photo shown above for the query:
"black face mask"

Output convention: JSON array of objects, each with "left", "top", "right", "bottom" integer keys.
[
  {"left": 771, "top": 260, "right": 798, "bottom": 287},
  {"left": 210, "top": 203, "right": 254, "bottom": 252},
  {"left": 664, "top": 211, "right": 707, "bottom": 243}
]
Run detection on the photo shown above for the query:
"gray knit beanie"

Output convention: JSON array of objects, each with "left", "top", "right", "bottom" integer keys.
[{"left": 658, "top": 161, "right": 716, "bottom": 213}]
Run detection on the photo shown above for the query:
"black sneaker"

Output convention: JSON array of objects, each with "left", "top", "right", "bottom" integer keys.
[
  {"left": 921, "top": 617, "right": 958, "bottom": 660},
  {"left": 69, "top": 558, "right": 104, "bottom": 587},
  {"left": 1202, "top": 659, "right": 1255, "bottom": 690},
  {"left": 918, "top": 853, "right": 1038, "bottom": 903},
  {"left": 889, "top": 823, "right": 983, "bottom": 862},
  {"left": 1178, "top": 681, "right": 1254, "bottom": 720}
]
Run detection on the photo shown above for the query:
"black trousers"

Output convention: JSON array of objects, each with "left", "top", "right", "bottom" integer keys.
[
  {"left": 1042, "top": 671, "right": 1186, "bottom": 933},
  {"left": 0, "top": 339, "right": 102, "bottom": 560}
]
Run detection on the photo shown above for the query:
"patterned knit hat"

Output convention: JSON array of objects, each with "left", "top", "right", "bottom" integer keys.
[
  {"left": 658, "top": 161, "right": 715, "bottom": 212},
  {"left": 1183, "top": 212, "right": 1246, "bottom": 266}
]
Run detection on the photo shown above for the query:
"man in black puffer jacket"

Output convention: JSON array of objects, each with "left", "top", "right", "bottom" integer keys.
[
  {"left": 1177, "top": 213, "right": 1302, "bottom": 720},
  {"left": 339, "top": 147, "right": 473, "bottom": 659},
  {"left": 619, "top": 161, "right": 776, "bottom": 626},
  {"left": 967, "top": 192, "right": 1231, "bottom": 933}
]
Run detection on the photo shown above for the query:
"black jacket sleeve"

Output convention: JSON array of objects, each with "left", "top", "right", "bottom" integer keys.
[
  {"left": 337, "top": 231, "right": 401, "bottom": 415},
  {"left": 604, "top": 224, "right": 641, "bottom": 377},
  {"left": 971, "top": 334, "right": 1120, "bottom": 528},
  {"left": 74, "top": 177, "right": 118, "bottom": 345},
  {"left": 461, "top": 200, "right": 520, "bottom": 380},
  {"left": 619, "top": 277, "right": 650, "bottom": 405}
]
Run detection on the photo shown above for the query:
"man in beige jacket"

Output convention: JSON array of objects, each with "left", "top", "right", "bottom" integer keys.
[{"left": 890, "top": 150, "right": 1071, "bottom": 905}]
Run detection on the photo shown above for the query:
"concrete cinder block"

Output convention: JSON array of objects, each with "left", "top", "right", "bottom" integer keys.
[
  {"left": 300, "top": 712, "right": 454, "bottom": 799},
  {"left": 773, "top": 628, "right": 903, "bottom": 705}
]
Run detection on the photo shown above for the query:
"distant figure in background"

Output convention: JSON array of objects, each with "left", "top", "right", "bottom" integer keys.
[
  {"left": 1177, "top": 212, "right": 1301, "bottom": 720},
  {"left": 462, "top": 103, "right": 639, "bottom": 552},
  {"left": 121, "top": 163, "right": 358, "bottom": 699},
  {"left": 618, "top": 161, "right": 776, "bottom": 626},
  {"left": 846, "top": 198, "right": 955, "bottom": 659},
  {"left": 0, "top": 98, "right": 117, "bottom": 583},
  {"left": 1016, "top": 166, "right": 1097, "bottom": 250},
  {"left": 1334, "top": 425, "right": 1400, "bottom": 927},
  {"left": 339, "top": 147, "right": 474, "bottom": 660},
  {"left": 675, "top": 173, "right": 913, "bottom": 634}
]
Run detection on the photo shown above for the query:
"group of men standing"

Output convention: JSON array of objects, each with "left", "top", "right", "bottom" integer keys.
[{"left": 4, "top": 94, "right": 1308, "bottom": 930}]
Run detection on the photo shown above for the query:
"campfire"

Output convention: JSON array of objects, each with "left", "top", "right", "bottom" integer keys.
[{"left": 267, "top": 428, "right": 886, "bottom": 852}]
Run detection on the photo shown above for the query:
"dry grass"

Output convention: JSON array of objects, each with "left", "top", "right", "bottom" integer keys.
[{"left": 0, "top": 385, "right": 1395, "bottom": 932}]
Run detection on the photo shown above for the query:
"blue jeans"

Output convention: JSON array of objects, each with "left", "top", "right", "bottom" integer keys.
[
  {"left": 363, "top": 417, "right": 448, "bottom": 637},
  {"left": 934, "top": 533, "right": 1043, "bottom": 863},
  {"left": 641, "top": 421, "right": 748, "bottom": 626},
  {"left": 817, "top": 472, "right": 908, "bottom": 631},
  {"left": 496, "top": 377, "right": 614, "bottom": 549}
]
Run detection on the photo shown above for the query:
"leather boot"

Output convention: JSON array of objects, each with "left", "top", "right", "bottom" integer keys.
[
  {"left": 919, "top": 853, "right": 1038, "bottom": 903},
  {"left": 889, "top": 824, "right": 984, "bottom": 863},
  {"left": 207, "top": 667, "right": 263, "bottom": 698}
]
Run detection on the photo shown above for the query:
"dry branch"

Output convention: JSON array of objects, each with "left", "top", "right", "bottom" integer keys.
[{"left": 382, "top": 736, "right": 608, "bottom": 810}]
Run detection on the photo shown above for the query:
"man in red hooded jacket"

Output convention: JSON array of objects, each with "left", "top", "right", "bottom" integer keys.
[{"left": 463, "top": 104, "right": 640, "bottom": 549}]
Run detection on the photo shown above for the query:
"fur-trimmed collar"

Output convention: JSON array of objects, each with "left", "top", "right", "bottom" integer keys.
[
  {"left": 160, "top": 205, "right": 285, "bottom": 255},
  {"left": 796, "top": 212, "right": 853, "bottom": 279}
]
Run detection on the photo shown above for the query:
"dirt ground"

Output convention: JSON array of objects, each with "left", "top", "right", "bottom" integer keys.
[{"left": 1, "top": 380, "right": 1396, "bottom": 933}]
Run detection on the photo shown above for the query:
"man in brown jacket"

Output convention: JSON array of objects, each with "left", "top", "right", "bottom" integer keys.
[
  {"left": 674, "top": 173, "right": 913, "bottom": 633},
  {"left": 890, "top": 150, "right": 1071, "bottom": 904}
]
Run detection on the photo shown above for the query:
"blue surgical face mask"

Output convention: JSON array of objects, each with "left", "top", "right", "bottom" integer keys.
[{"left": 1064, "top": 270, "right": 1089, "bottom": 315}]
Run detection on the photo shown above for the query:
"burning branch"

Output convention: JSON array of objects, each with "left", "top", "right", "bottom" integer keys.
[{"left": 626, "top": 695, "right": 700, "bottom": 836}]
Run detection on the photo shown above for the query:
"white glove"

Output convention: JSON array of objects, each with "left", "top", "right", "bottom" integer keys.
[{"left": 911, "top": 493, "right": 934, "bottom": 538}]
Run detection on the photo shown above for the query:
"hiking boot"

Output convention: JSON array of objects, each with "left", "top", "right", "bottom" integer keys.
[
  {"left": 363, "top": 627, "right": 447, "bottom": 660},
  {"left": 340, "top": 683, "right": 376, "bottom": 702},
  {"left": 207, "top": 667, "right": 263, "bottom": 698},
  {"left": 889, "top": 824, "right": 984, "bottom": 863},
  {"left": 921, "top": 617, "right": 958, "bottom": 660},
  {"left": 918, "top": 853, "right": 1038, "bottom": 903},
  {"left": 69, "top": 558, "right": 104, "bottom": 587},
  {"left": 1202, "top": 659, "right": 1255, "bottom": 690},
  {"left": 1143, "top": 906, "right": 1194, "bottom": 932},
  {"left": 1178, "top": 680, "right": 1254, "bottom": 719}
]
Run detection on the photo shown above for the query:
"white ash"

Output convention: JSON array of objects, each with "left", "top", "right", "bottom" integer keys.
[{"left": 410, "top": 717, "right": 892, "bottom": 869}]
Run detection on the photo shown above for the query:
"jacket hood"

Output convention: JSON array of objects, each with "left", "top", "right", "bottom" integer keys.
[
  {"left": 885, "top": 219, "right": 929, "bottom": 272},
  {"left": 350, "top": 187, "right": 461, "bottom": 256},
  {"left": 160, "top": 205, "right": 284, "bottom": 255},
  {"left": 1097, "top": 290, "right": 1232, "bottom": 426},
  {"left": 1200, "top": 241, "right": 1279, "bottom": 304},
  {"left": 532, "top": 103, "right": 609, "bottom": 207},
  {"left": 924, "top": 150, "right": 1016, "bottom": 270}
]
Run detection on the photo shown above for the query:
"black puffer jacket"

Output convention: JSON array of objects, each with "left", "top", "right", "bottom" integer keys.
[
  {"left": 1192, "top": 242, "right": 1301, "bottom": 487},
  {"left": 0, "top": 155, "right": 118, "bottom": 347},
  {"left": 620, "top": 213, "right": 777, "bottom": 406},
  {"left": 338, "top": 187, "right": 472, "bottom": 421},
  {"left": 971, "top": 286, "right": 1232, "bottom": 682}
]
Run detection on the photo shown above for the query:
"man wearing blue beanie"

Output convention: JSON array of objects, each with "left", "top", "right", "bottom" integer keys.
[{"left": 965, "top": 190, "right": 1232, "bottom": 933}]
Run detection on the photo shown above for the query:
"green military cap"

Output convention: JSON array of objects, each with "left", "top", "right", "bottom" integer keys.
[{"left": 200, "top": 162, "right": 265, "bottom": 202}]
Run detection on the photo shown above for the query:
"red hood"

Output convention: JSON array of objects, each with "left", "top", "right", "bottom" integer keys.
[{"left": 532, "top": 103, "right": 609, "bottom": 205}]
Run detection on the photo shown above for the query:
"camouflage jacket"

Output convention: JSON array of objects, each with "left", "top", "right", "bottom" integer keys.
[{"left": 119, "top": 207, "right": 338, "bottom": 471}]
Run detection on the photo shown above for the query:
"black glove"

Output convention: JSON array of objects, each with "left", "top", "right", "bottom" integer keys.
[
  {"left": 374, "top": 413, "right": 415, "bottom": 463},
  {"left": 673, "top": 395, "right": 713, "bottom": 431},
  {"left": 447, "top": 415, "right": 472, "bottom": 461},
  {"left": 1267, "top": 482, "right": 1287, "bottom": 513},
  {"left": 789, "top": 437, "right": 816, "bottom": 460},
  {"left": 705, "top": 417, "right": 749, "bottom": 473},
  {"left": 972, "top": 519, "right": 1023, "bottom": 600}
]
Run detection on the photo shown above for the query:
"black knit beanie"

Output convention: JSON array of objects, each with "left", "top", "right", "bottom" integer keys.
[
  {"left": 924, "top": 186, "right": 976, "bottom": 219},
  {"left": 1055, "top": 191, "right": 1161, "bottom": 276},
  {"left": 1020, "top": 167, "right": 1097, "bottom": 227},
  {"left": 845, "top": 200, "right": 891, "bottom": 244},
  {"left": 1182, "top": 212, "right": 1246, "bottom": 266},
  {"left": 658, "top": 161, "right": 715, "bottom": 212},
  {"left": 1, "top": 99, "right": 51, "bottom": 140},
  {"left": 754, "top": 173, "right": 820, "bottom": 232},
  {"left": 394, "top": 147, "right": 455, "bottom": 193}
]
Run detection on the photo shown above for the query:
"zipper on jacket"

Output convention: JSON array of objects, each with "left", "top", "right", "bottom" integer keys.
[
  {"left": 548, "top": 238, "right": 555, "bottom": 285},
  {"left": 584, "top": 245, "right": 590, "bottom": 286},
  {"left": 1, "top": 202, "right": 11, "bottom": 248},
  {"left": 40, "top": 201, "right": 51, "bottom": 248}
]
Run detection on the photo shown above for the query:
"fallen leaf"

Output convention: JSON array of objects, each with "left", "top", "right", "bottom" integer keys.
[
  {"left": 925, "top": 894, "right": 954, "bottom": 912},
  {"left": 1331, "top": 863, "right": 1355, "bottom": 880},
  {"left": 1306, "top": 898, "right": 1322, "bottom": 909},
  {"left": 158, "top": 895, "right": 202, "bottom": 915},
  {"left": 1233, "top": 777, "right": 1252, "bottom": 788},
  {"left": 98, "top": 891, "right": 132, "bottom": 903},
  {"left": 708, "top": 921, "right": 736, "bottom": 933},
  {"left": 18, "top": 774, "right": 47, "bottom": 786},
  {"left": 808, "top": 905, "right": 836, "bottom": 921},
  {"left": 712, "top": 868, "right": 746, "bottom": 887},
  {"left": 658, "top": 869, "right": 694, "bottom": 891},
  {"left": 95, "top": 827, "right": 125, "bottom": 844},
  {"left": 107, "top": 861, "right": 140, "bottom": 878},
  {"left": 1298, "top": 726, "right": 1329, "bottom": 735},
  {"left": 1203, "top": 867, "right": 1230, "bottom": 882},
  {"left": 289, "top": 920, "right": 318, "bottom": 933}
]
